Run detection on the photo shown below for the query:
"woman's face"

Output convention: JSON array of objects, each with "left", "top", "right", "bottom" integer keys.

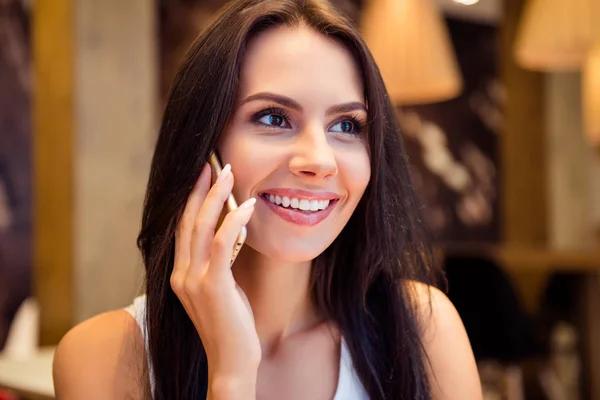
[{"left": 219, "top": 25, "right": 371, "bottom": 262}]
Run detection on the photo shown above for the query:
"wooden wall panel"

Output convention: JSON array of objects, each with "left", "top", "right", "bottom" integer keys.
[
  {"left": 33, "top": 0, "right": 75, "bottom": 345},
  {"left": 500, "top": 0, "right": 547, "bottom": 246}
]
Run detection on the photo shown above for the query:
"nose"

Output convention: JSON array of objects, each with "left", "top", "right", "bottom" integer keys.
[{"left": 289, "top": 123, "right": 338, "bottom": 180}]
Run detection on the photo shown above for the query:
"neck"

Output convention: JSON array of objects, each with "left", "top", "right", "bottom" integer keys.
[{"left": 232, "top": 246, "right": 321, "bottom": 353}]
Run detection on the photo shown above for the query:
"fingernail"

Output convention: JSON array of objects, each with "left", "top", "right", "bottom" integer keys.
[
  {"left": 240, "top": 197, "right": 256, "bottom": 209},
  {"left": 216, "top": 163, "right": 231, "bottom": 184}
]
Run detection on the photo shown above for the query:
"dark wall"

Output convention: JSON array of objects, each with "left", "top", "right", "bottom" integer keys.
[{"left": 401, "top": 18, "right": 501, "bottom": 243}]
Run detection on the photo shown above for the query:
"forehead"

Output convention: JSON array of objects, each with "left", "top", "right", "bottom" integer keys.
[{"left": 238, "top": 25, "right": 364, "bottom": 104}]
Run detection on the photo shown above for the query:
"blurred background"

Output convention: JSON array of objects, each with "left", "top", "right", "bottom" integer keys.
[{"left": 0, "top": 0, "right": 599, "bottom": 399}]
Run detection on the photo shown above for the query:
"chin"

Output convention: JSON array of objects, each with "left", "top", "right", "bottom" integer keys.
[{"left": 246, "top": 234, "right": 336, "bottom": 263}]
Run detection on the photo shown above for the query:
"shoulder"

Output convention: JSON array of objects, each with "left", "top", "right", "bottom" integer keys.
[
  {"left": 52, "top": 309, "right": 149, "bottom": 400},
  {"left": 407, "top": 281, "right": 483, "bottom": 400}
]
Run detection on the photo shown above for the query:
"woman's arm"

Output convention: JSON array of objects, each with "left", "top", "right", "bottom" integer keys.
[
  {"left": 414, "top": 283, "right": 483, "bottom": 400},
  {"left": 52, "top": 310, "right": 148, "bottom": 400}
]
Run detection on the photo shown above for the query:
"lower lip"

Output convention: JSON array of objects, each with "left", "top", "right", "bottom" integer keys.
[{"left": 260, "top": 196, "right": 337, "bottom": 226}]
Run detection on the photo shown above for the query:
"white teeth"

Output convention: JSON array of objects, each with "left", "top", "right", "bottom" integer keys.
[
  {"left": 299, "top": 199, "right": 310, "bottom": 211},
  {"left": 264, "top": 194, "right": 332, "bottom": 211},
  {"left": 309, "top": 200, "right": 320, "bottom": 211}
]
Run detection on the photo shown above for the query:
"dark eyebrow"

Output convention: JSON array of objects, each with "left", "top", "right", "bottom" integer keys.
[
  {"left": 240, "top": 92, "right": 302, "bottom": 111},
  {"left": 240, "top": 92, "right": 367, "bottom": 115},
  {"left": 325, "top": 102, "right": 367, "bottom": 116}
]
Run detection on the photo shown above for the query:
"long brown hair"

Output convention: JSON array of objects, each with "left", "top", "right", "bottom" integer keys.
[{"left": 137, "top": 1, "right": 441, "bottom": 398}]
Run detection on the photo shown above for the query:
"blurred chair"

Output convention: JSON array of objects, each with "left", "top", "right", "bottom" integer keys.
[
  {"left": 444, "top": 255, "right": 538, "bottom": 400},
  {"left": 535, "top": 273, "right": 585, "bottom": 400}
]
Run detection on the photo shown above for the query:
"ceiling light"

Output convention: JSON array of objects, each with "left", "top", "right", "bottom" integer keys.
[
  {"left": 514, "top": 0, "right": 594, "bottom": 71},
  {"left": 453, "top": 0, "right": 480, "bottom": 5},
  {"left": 361, "top": 0, "right": 463, "bottom": 105}
]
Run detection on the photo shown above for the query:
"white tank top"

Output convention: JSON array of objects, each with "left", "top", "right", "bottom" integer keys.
[{"left": 125, "top": 295, "right": 369, "bottom": 399}]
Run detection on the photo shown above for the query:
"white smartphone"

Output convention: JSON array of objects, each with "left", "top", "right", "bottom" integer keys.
[{"left": 208, "top": 152, "right": 247, "bottom": 264}]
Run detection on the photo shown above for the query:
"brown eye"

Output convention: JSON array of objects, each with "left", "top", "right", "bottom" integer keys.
[
  {"left": 258, "top": 114, "right": 287, "bottom": 127},
  {"left": 330, "top": 119, "right": 361, "bottom": 135},
  {"left": 254, "top": 107, "right": 291, "bottom": 129},
  {"left": 267, "top": 115, "right": 284, "bottom": 126},
  {"left": 341, "top": 121, "right": 354, "bottom": 132}
]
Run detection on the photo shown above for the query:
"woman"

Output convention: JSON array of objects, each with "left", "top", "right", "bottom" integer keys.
[{"left": 52, "top": 0, "right": 481, "bottom": 399}]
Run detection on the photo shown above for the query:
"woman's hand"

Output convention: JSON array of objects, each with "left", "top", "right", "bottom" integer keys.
[{"left": 170, "top": 162, "right": 260, "bottom": 396}]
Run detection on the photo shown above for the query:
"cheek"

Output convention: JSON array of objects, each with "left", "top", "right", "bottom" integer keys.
[
  {"left": 218, "top": 134, "right": 276, "bottom": 201},
  {"left": 339, "top": 149, "right": 371, "bottom": 201}
]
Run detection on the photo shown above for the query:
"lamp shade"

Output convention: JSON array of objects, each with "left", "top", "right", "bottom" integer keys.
[
  {"left": 583, "top": 45, "right": 600, "bottom": 147},
  {"left": 514, "top": 0, "right": 594, "bottom": 71},
  {"left": 361, "top": 0, "right": 462, "bottom": 105}
]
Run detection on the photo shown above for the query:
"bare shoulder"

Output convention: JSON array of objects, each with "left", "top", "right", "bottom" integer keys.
[
  {"left": 53, "top": 309, "right": 149, "bottom": 400},
  {"left": 407, "top": 281, "right": 482, "bottom": 400}
]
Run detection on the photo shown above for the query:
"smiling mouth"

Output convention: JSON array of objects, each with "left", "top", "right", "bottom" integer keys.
[{"left": 259, "top": 193, "right": 339, "bottom": 213}]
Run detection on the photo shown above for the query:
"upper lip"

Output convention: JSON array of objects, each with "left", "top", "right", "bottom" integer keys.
[{"left": 259, "top": 188, "right": 341, "bottom": 201}]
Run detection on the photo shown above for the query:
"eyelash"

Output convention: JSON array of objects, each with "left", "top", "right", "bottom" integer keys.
[{"left": 251, "top": 105, "right": 366, "bottom": 136}]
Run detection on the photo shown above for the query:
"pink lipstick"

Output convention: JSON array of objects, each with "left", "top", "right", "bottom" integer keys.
[{"left": 258, "top": 189, "right": 340, "bottom": 226}]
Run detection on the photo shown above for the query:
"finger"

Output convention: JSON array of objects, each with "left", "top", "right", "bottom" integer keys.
[
  {"left": 207, "top": 197, "right": 256, "bottom": 277},
  {"left": 188, "top": 163, "right": 235, "bottom": 277},
  {"left": 172, "top": 163, "right": 211, "bottom": 286}
]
